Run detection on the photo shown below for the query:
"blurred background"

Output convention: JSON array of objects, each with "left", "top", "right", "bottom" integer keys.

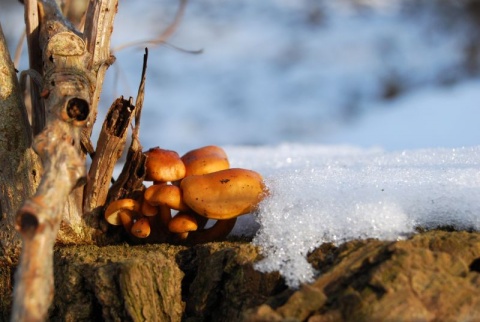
[{"left": 1, "top": 0, "right": 480, "bottom": 153}]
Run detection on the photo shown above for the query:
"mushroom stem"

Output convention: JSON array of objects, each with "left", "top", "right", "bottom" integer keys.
[
  {"left": 157, "top": 205, "right": 172, "bottom": 228},
  {"left": 118, "top": 209, "right": 134, "bottom": 232},
  {"left": 186, "top": 217, "right": 237, "bottom": 244},
  {"left": 176, "top": 232, "right": 189, "bottom": 240}
]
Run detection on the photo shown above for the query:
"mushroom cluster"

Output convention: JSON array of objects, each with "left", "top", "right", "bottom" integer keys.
[{"left": 104, "top": 145, "right": 267, "bottom": 243}]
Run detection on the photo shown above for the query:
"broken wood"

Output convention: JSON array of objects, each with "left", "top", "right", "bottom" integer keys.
[
  {"left": 83, "top": 96, "right": 135, "bottom": 215},
  {"left": 106, "top": 49, "right": 149, "bottom": 204}
]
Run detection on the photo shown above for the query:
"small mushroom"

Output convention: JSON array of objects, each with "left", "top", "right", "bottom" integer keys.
[
  {"left": 131, "top": 217, "right": 151, "bottom": 238},
  {"left": 181, "top": 145, "right": 230, "bottom": 177},
  {"left": 144, "top": 183, "right": 189, "bottom": 211},
  {"left": 168, "top": 212, "right": 198, "bottom": 240},
  {"left": 144, "top": 147, "right": 186, "bottom": 182},
  {"left": 104, "top": 199, "right": 141, "bottom": 225},
  {"left": 118, "top": 209, "right": 135, "bottom": 232},
  {"left": 181, "top": 168, "right": 267, "bottom": 220},
  {"left": 140, "top": 196, "right": 158, "bottom": 216}
]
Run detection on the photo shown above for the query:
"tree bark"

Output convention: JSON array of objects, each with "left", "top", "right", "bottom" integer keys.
[
  {"left": 9, "top": 0, "right": 118, "bottom": 320},
  {"left": 59, "top": 0, "right": 118, "bottom": 244},
  {"left": 0, "top": 22, "right": 41, "bottom": 261},
  {"left": 0, "top": 0, "right": 185, "bottom": 320}
]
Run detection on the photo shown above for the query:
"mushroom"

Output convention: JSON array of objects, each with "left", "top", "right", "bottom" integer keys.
[
  {"left": 140, "top": 196, "right": 158, "bottom": 217},
  {"left": 144, "top": 147, "right": 186, "bottom": 182},
  {"left": 158, "top": 205, "right": 172, "bottom": 227},
  {"left": 118, "top": 209, "right": 135, "bottom": 232},
  {"left": 187, "top": 217, "right": 237, "bottom": 244},
  {"left": 180, "top": 168, "right": 267, "bottom": 220},
  {"left": 168, "top": 212, "right": 198, "bottom": 240},
  {"left": 131, "top": 217, "right": 151, "bottom": 238},
  {"left": 104, "top": 198, "right": 141, "bottom": 225},
  {"left": 144, "top": 183, "right": 189, "bottom": 211},
  {"left": 181, "top": 145, "right": 230, "bottom": 177}
]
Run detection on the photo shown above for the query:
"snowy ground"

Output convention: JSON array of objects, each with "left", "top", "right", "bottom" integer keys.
[
  {"left": 2, "top": 0, "right": 480, "bottom": 287},
  {"left": 228, "top": 144, "right": 480, "bottom": 286}
]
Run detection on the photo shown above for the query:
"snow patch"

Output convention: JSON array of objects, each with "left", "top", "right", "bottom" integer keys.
[{"left": 227, "top": 144, "right": 480, "bottom": 287}]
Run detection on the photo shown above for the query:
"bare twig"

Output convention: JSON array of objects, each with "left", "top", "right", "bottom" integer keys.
[
  {"left": 112, "top": 0, "right": 198, "bottom": 53},
  {"left": 13, "top": 29, "right": 26, "bottom": 68}
]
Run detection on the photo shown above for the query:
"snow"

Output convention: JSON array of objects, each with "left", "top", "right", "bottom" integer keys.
[
  {"left": 227, "top": 144, "right": 480, "bottom": 286},
  {"left": 2, "top": 0, "right": 480, "bottom": 287}
]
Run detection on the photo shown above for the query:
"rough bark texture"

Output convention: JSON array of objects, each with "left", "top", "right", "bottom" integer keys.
[
  {"left": 2, "top": 230, "right": 480, "bottom": 321},
  {"left": 51, "top": 244, "right": 185, "bottom": 321},
  {"left": 0, "top": 22, "right": 41, "bottom": 261},
  {"left": 59, "top": 0, "right": 118, "bottom": 245},
  {"left": 83, "top": 97, "right": 135, "bottom": 215},
  {"left": 247, "top": 230, "right": 480, "bottom": 321},
  {"left": 10, "top": 0, "right": 118, "bottom": 320}
]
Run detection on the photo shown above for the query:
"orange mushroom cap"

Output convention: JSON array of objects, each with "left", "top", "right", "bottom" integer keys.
[
  {"left": 144, "top": 147, "right": 186, "bottom": 182},
  {"left": 104, "top": 199, "right": 141, "bottom": 225},
  {"left": 131, "top": 217, "right": 151, "bottom": 238},
  {"left": 180, "top": 168, "right": 266, "bottom": 220},
  {"left": 141, "top": 196, "right": 158, "bottom": 216},
  {"left": 144, "top": 183, "right": 189, "bottom": 211},
  {"left": 181, "top": 145, "right": 230, "bottom": 177},
  {"left": 168, "top": 212, "right": 198, "bottom": 234}
]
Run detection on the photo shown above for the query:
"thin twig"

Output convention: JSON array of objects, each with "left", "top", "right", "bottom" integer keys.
[
  {"left": 133, "top": 48, "right": 148, "bottom": 139},
  {"left": 112, "top": 0, "right": 193, "bottom": 52},
  {"left": 13, "top": 29, "right": 26, "bottom": 68}
]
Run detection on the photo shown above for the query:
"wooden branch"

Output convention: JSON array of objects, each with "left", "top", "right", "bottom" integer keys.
[
  {"left": 58, "top": 0, "right": 118, "bottom": 244},
  {"left": 82, "top": 0, "right": 117, "bottom": 149},
  {"left": 24, "top": 0, "right": 46, "bottom": 135},
  {"left": 106, "top": 49, "right": 149, "bottom": 203},
  {"left": 83, "top": 96, "right": 135, "bottom": 214},
  {"left": 0, "top": 23, "right": 41, "bottom": 261},
  {"left": 12, "top": 123, "right": 85, "bottom": 322},
  {"left": 11, "top": 0, "right": 118, "bottom": 319}
]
